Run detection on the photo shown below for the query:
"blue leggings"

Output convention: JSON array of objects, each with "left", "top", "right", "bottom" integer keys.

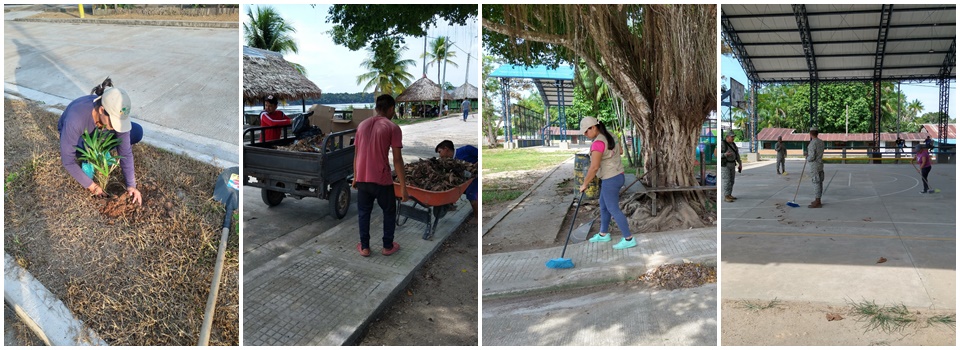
[{"left": 599, "top": 173, "right": 632, "bottom": 238}]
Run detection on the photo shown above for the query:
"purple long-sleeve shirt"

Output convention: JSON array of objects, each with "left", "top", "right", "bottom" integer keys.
[{"left": 58, "top": 95, "right": 136, "bottom": 189}]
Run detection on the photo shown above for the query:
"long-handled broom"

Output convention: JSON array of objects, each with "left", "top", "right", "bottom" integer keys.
[
  {"left": 786, "top": 160, "right": 807, "bottom": 208},
  {"left": 546, "top": 192, "right": 584, "bottom": 269}
]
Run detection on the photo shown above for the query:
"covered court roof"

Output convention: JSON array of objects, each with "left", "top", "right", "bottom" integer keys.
[
  {"left": 722, "top": 4, "right": 956, "bottom": 83},
  {"left": 489, "top": 64, "right": 575, "bottom": 106},
  {"left": 758, "top": 127, "right": 930, "bottom": 142}
]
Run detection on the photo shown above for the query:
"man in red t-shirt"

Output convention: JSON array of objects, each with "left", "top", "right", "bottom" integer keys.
[
  {"left": 353, "top": 94, "right": 409, "bottom": 257},
  {"left": 260, "top": 95, "right": 290, "bottom": 142}
]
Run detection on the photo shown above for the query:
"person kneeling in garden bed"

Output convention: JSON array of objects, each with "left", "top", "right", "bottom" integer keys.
[{"left": 58, "top": 78, "right": 144, "bottom": 205}]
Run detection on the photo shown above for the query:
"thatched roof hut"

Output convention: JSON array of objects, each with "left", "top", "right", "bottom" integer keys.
[
  {"left": 396, "top": 76, "right": 452, "bottom": 102},
  {"left": 450, "top": 82, "right": 478, "bottom": 100},
  {"left": 243, "top": 46, "right": 321, "bottom": 104}
]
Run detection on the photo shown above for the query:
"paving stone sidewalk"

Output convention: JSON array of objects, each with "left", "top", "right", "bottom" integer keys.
[{"left": 243, "top": 198, "right": 471, "bottom": 346}]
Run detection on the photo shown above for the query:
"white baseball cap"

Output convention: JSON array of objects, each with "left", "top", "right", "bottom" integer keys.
[
  {"left": 97, "top": 87, "right": 132, "bottom": 132},
  {"left": 579, "top": 116, "right": 599, "bottom": 134}
]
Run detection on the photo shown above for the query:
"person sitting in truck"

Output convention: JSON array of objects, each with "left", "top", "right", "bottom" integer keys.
[
  {"left": 435, "top": 140, "right": 478, "bottom": 216},
  {"left": 260, "top": 95, "right": 290, "bottom": 142}
]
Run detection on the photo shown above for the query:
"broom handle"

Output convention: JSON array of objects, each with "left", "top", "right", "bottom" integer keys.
[
  {"left": 793, "top": 160, "right": 807, "bottom": 203},
  {"left": 560, "top": 192, "right": 585, "bottom": 258}
]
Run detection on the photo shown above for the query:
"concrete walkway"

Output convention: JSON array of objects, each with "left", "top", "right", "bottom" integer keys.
[
  {"left": 722, "top": 162, "right": 955, "bottom": 310},
  {"left": 483, "top": 228, "right": 716, "bottom": 298},
  {"left": 481, "top": 147, "right": 718, "bottom": 345},
  {"left": 243, "top": 198, "right": 471, "bottom": 345},
  {"left": 483, "top": 283, "right": 716, "bottom": 346}
]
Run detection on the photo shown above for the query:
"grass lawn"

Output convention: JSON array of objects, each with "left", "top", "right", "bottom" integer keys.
[{"left": 481, "top": 148, "right": 577, "bottom": 174}]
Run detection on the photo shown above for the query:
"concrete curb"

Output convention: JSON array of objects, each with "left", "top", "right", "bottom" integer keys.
[
  {"left": 13, "top": 17, "right": 237, "bottom": 28},
  {"left": 481, "top": 156, "right": 574, "bottom": 236},
  {"left": 4, "top": 253, "right": 107, "bottom": 346},
  {"left": 482, "top": 227, "right": 717, "bottom": 299},
  {"left": 4, "top": 84, "right": 238, "bottom": 168}
]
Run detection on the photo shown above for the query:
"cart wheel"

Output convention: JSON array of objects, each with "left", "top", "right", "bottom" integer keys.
[
  {"left": 330, "top": 180, "right": 351, "bottom": 219},
  {"left": 261, "top": 189, "right": 284, "bottom": 206}
]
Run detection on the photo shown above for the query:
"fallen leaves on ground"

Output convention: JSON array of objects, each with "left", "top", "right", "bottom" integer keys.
[
  {"left": 638, "top": 263, "right": 717, "bottom": 290},
  {"left": 877, "top": 257, "right": 888, "bottom": 264},
  {"left": 826, "top": 312, "right": 844, "bottom": 321}
]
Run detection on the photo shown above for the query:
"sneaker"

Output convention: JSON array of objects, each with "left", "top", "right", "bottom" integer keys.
[
  {"left": 588, "top": 233, "right": 612, "bottom": 243},
  {"left": 382, "top": 242, "right": 400, "bottom": 256},
  {"left": 357, "top": 242, "right": 371, "bottom": 257},
  {"left": 613, "top": 237, "right": 637, "bottom": 250}
]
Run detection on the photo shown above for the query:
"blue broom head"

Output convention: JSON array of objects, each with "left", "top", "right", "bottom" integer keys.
[
  {"left": 786, "top": 201, "right": 800, "bottom": 207},
  {"left": 546, "top": 258, "right": 575, "bottom": 269}
]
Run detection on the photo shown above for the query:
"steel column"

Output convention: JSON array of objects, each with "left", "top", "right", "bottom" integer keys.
[
  {"left": 557, "top": 80, "right": 567, "bottom": 142},
  {"left": 500, "top": 78, "right": 512, "bottom": 144},
  {"left": 938, "top": 39, "right": 956, "bottom": 149},
  {"left": 750, "top": 83, "right": 758, "bottom": 153}
]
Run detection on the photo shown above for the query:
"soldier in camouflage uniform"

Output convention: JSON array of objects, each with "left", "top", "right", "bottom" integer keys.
[
  {"left": 806, "top": 127, "right": 825, "bottom": 208},
  {"left": 721, "top": 132, "right": 742, "bottom": 202},
  {"left": 775, "top": 136, "right": 787, "bottom": 175}
]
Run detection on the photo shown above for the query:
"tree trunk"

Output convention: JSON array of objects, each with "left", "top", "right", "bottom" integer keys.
[{"left": 483, "top": 5, "right": 717, "bottom": 231}]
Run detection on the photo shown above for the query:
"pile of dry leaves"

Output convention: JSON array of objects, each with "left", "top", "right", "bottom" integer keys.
[
  {"left": 403, "top": 157, "right": 477, "bottom": 192},
  {"left": 276, "top": 134, "right": 326, "bottom": 153},
  {"left": 638, "top": 263, "right": 717, "bottom": 290}
]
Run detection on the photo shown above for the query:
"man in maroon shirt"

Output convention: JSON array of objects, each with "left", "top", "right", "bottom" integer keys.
[
  {"left": 260, "top": 95, "right": 290, "bottom": 142},
  {"left": 353, "top": 94, "right": 409, "bottom": 257}
]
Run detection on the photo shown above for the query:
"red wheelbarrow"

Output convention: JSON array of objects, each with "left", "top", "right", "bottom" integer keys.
[{"left": 394, "top": 178, "right": 475, "bottom": 240}]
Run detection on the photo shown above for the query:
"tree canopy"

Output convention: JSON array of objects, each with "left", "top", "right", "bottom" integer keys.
[
  {"left": 327, "top": 5, "right": 477, "bottom": 51},
  {"left": 484, "top": 5, "right": 717, "bottom": 230},
  {"left": 356, "top": 38, "right": 416, "bottom": 96}
]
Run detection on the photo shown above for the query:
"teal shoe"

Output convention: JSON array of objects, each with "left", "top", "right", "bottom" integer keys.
[
  {"left": 588, "top": 233, "right": 611, "bottom": 243},
  {"left": 613, "top": 237, "right": 637, "bottom": 250}
]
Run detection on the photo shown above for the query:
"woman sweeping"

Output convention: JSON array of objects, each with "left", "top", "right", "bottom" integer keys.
[
  {"left": 913, "top": 144, "right": 933, "bottom": 193},
  {"left": 578, "top": 117, "right": 635, "bottom": 249},
  {"left": 58, "top": 78, "right": 144, "bottom": 204}
]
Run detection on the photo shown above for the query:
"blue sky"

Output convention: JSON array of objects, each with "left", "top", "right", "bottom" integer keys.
[
  {"left": 721, "top": 54, "right": 956, "bottom": 123},
  {"left": 243, "top": 4, "right": 479, "bottom": 94}
]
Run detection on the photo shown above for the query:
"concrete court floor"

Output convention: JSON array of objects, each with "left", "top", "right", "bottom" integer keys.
[{"left": 721, "top": 161, "right": 955, "bottom": 310}]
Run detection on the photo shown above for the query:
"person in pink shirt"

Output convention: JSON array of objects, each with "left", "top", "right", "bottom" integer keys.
[
  {"left": 578, "top": 116, "right": 635, "bottom": 250},
  {"left": 913, "top": 144, "right": 934, "bottom": 193},
  {"left": 353, "top": 94, "right": 409, "bottom": 257}
]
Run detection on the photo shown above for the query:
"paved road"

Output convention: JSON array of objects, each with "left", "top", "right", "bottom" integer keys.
[{"left": 4, "top": 9, "right": 239, "bottom": 151}]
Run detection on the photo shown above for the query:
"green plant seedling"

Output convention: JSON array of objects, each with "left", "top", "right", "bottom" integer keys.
[{"left": 76, "top": 129, "right": 123, "bottom": 192}]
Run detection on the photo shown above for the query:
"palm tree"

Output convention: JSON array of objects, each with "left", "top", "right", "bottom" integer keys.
[
  {"left": 355, "top": 38, "right": 416, "bottom": 97},
  {"left": 422, "top": 36, "right": 459, "bottom": 112},
  {"left": 906, "top": 99, "right": 924, "bottom": 125},
  {"left": 244, "top": 5, "right": 306, "bottom": 75}
]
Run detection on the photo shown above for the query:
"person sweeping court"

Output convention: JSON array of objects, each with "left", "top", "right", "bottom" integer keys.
[
  {"left": 578, "top": 117, "right": 635, "bottom": 250},
  {"left": 913, "top": 144, "right": 933, "bottom": 193},
  {"left": 806, "top": 127, "right": 825, "bottom": 208}
]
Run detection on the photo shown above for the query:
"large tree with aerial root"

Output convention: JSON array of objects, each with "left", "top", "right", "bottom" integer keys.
[{"left": 484, "top": 5, "right": 717, "bottom": 231}]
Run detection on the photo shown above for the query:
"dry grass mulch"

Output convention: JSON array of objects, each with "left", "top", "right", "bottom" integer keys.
[{"left": 3, "top": 98, "right": 238, "bottom": 345}]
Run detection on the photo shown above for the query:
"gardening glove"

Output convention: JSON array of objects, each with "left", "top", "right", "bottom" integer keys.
[
  {"left": 81, "top": 162, "right": 95, "bottom": 180},
  {"left": 127, "top": 187, "right": 142, "bottom": 206}
]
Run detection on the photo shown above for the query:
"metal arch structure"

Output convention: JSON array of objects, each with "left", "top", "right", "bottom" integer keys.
[
  {"left": 722, "top": 4, "right": 956, "bottom": 156},
  {"left": 490, "top": 64, "right": 575, "bottom": 145}
]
